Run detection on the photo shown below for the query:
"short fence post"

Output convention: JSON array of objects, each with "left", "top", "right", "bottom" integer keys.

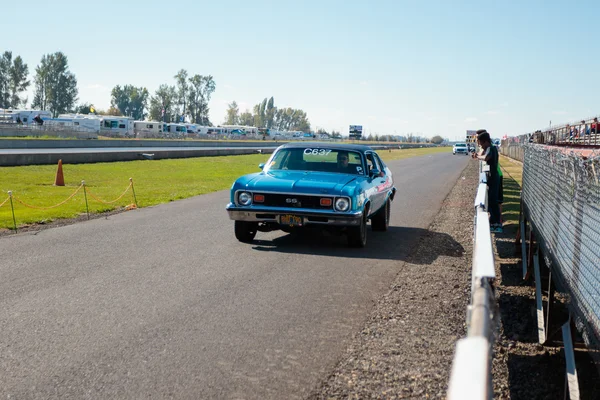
[
  {"left": 82, "top": 180, "right": 90, "bottom": 220},
  {"left": 130, "top": 178, "right": 138, "bottom": 208},
  {"left": 8, "top": 191, "right": 17, "bottom": 233}
]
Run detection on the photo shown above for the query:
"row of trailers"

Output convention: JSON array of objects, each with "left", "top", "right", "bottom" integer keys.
[
  {"left": 132, "top": 122, "right": 260, "bottom": 138},
  {"left": 0, "top": 110, "right": 260, "bottom": 138}
]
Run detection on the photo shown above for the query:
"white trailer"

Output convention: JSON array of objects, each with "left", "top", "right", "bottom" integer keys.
[
  {"left": 167, "top": 123, "right": 188, "bottom": 137},
  {"left": 220, "top": 125, "right": 259, "bottom": 135},
  {"left": 0, "top": 109, "right": 52, "bottom": 125},
  {"left": 52, "top": 114, "right": 101, "bottom": 132},
  {"left": 196, "top": 126, "right": 228, "bottom": 135},
  {"left": 134, "top": 121, "right": 167, "bottom": 138},
  {"left": 100, "top": 116, "right": 135, "bottom": 137},
  {"left": 185, "top": 124, "right": 198, "bottom": 134}
]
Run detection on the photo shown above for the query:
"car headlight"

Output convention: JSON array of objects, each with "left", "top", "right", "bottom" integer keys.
[
  {"left": 238, "top": 191, "right": 252, "bottom": 206},
  {"left": 335, "top": 197, "right": 350, "bottom": 212}
]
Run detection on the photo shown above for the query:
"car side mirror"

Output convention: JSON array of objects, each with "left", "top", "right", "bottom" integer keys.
[
  {"left": 258, "top": 163, "right": 265, "bottom": 170},
  {"left": 370, "top": 168, "right": 380, "bottom": 177}
]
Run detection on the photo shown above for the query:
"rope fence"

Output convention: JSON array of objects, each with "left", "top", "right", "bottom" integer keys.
[
  {"left": 12, "top": 184, "right": 84, "bottom": 210},
  {"left": 85, "top": 181, "right": 133, "bottom": 205},
  {"left": 1, "top": 178, "right": 138, "bottom": 233}
]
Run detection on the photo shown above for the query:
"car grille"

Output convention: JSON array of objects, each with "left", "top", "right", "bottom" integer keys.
[{"left": 254, "top": 193, "right": 333, "bottom": 210}]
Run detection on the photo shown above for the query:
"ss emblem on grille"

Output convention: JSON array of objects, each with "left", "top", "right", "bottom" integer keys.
[{"left": 286, "top": 198, "right": 301, "bottom": 207}]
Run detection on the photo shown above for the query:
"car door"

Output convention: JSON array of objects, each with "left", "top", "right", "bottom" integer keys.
[
  {"left": 372, "top": 152, "right": 390, "bottom": 210},
  {"left": 365, "top": 152, "right": 385, "bottom": 213}
]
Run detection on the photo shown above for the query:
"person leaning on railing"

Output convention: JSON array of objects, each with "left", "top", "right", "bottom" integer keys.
[
  {"left": 472, "top": 129, "right": 503, "bottom": 233},
  {"left": 591, "top": 117, "right": 599, "bottom": 135}
]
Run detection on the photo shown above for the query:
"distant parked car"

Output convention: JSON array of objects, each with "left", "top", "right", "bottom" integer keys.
[
  {"left": 226, "top": 143, "right": 396, "bottom": 247},
  {"left": 453, "top": 143, "right": 469, "bottom": 155}
]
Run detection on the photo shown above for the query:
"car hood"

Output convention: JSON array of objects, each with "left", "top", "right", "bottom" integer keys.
[{"left": 243, "top": 170, "right": 358, "bottom": 195}]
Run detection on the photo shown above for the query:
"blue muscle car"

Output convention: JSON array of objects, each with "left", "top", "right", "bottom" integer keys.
[{"left": 226, "top": 143, "right": 396, "bottom": 247}]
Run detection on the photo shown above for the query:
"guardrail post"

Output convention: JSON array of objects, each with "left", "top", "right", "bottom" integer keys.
[
  {"left": 130, "top": 178, "right": 138, "bottom": 208},
  {"left": 562, "top": 317, "right": 581, "bottom": 400},
  {"left": 8, "top": 191, "right": 17, "bottom": 233},
  {"left": 82, "top": 180, "right": 90, "bottom": 220}
]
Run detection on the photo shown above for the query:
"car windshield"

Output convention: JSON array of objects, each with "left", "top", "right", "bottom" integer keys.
[
  {"left": 455, "top": 143, "right": 467, "bottom": 147},
  {"left": 265, "top": 147, "right": 365, "bottom": 175}
]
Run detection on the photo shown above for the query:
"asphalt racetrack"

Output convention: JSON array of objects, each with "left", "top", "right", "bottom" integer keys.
[{"left": 0, "top": 152, "right": 469, "bottom": 399}]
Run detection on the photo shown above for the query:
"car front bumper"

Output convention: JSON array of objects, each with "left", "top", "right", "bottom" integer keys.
[{"left": 226, "top": 204, "right": 363, "bottom": 226}]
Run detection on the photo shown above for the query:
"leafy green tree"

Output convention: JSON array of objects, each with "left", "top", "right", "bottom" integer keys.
[
  {"left": 149, "top": 84, "right": 177, "bottom": 122},
  {"left": 0, "top": 51, "right": 30, "bottom": 108},
  {"left": 106, "top": 106, "right": 122, "bottom": 116},
  {"left": 430, "top": 135, "right": 444, "bottom": 144},
  {"left": 187, "top": 74, "right": 215, "bottom": 125},
  {"left": 31, "top": 52, "right": 78, "bottom": 117},
  {"left": 272, "top": 107, "right": 310, "bottom": 131},
  {"left": 174, "top": 69, "right": 188, "bottom": 121},
  {"left": 0, "top": 52, "right": 9, "bottom": 107},
  {"left": 265, "top": 96, "right": 276, "bottom": 128},
  {"left": 110, "top": 85, "right": 149, "bottom": 120},
  {"left": 224, "top": 101, "right": 239, "bottom": 125},
  {"left": 111, "top": 85, "right": 129, "bottom": 115},
  {"left": 238, "top": 110, "right": 254, "bottom": 126},
  {"left": 74, "top": 103, "right": 95, "bottom": 114}
]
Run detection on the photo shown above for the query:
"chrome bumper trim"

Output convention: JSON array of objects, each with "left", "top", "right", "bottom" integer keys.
[{"left": 226, "top": 204, "right": 363, "bottom": 225}]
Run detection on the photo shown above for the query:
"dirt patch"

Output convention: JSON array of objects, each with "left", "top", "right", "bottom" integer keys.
[{"left": 310, "top": 161, "right": 479, "bottom": 399}]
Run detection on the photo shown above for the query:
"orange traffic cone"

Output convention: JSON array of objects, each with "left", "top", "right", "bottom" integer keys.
[{"left": 54, "top": 159, "right": 65, "bottom": 186}]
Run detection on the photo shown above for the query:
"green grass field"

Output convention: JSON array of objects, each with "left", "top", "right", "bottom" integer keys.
[
  {"left": 0, "top": 147, "right": 448, "bottom": 229},
  {"left": 499, "top": 155, "right": 523, "bottom": 228}
]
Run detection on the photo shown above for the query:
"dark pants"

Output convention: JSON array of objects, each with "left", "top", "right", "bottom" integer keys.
[
  {"left": 487, "top": 177, "right": 501, "bottom": 225},
  {"left": 498, "top": 176, "right": 504, "bottom": 204}
]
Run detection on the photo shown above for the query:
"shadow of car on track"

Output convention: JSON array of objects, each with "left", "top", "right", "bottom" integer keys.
[{"left": 250, "top": 226, "right": 464, "bottom": 263}]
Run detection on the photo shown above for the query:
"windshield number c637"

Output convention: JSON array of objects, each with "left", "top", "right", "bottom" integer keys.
[{"left": 303, "top": 148, "right": 332, "bottom": 156}]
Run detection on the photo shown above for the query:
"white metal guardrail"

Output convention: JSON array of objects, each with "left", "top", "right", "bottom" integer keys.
[{"left": 448, "top": 163, "right": 497, "bottom": 400}]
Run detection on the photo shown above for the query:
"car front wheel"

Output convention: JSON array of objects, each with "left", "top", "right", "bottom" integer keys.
[
  {"left": 371, "top": 198, "right": 390, "bottom": 231},
  {"left": 347, "top": 212, "right": 367, "bottom": 248},
  {"left": 234, "top": 221, "right": 258, "bottom": 243}
]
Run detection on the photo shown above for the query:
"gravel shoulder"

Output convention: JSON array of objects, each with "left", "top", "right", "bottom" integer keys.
[{"left": 310, "top": 160, "right": 479, "bottom": 399}]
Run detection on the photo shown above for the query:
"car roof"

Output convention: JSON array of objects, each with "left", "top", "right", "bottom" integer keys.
[{"left": 280, "top": 142, "right": 373, "bottom": 152}]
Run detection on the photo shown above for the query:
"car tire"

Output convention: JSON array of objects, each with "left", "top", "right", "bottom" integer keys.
[
  {"left": 348, "top": 212, "right": 367, "bottom": 248},
  {"left": 234, "top": 221, "right": 258, "bottom": 243},
  {"left": 371, "top": 198, "right": 390, "bottom": 231}
]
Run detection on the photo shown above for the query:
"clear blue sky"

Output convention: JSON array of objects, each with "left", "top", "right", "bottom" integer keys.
[{"left": 2, "top": 0, "right": 599, "bottom": 140}]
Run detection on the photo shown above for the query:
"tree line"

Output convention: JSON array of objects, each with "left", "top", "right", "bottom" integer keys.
[
  {"left": 0, "top": 50, "right": 216, "bottom": 124},
  {"left": 96, "top": 70, "right": 216, "bottom": 124},
  {"left": 225, "top": 96, "right": 311, "bottom": 132}
]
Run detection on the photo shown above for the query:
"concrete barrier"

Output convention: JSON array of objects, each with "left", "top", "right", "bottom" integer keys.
[
  {"left": 0, "top": 140, "right": 442, "bottom": 166},
  {"left": 0, "top": 148, "right": 278, "bottom": 166},
  {"left": 0, "top": 139, "right": 285, "bottom": 149}
]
